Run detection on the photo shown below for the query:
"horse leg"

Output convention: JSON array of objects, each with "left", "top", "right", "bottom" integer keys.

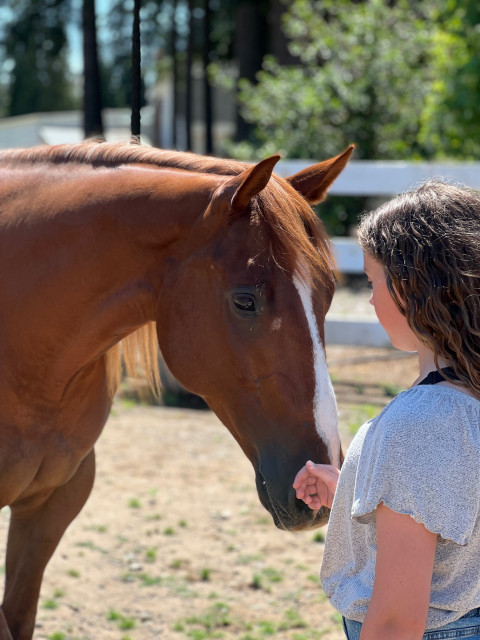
[
  {"left": 0, "top": 609, "right": 13, "bottom": 640},
  {"left": 1, "top": 449, "right": 96, "bottom": 640}
]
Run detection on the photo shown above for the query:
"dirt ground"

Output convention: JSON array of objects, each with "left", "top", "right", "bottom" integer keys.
[{"left": 0, "top": 346, "right": 418, "bottom": 640}]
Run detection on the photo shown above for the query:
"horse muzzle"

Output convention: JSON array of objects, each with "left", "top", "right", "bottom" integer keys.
[{"left": 254, "top": 468, "right": 330, "bottom": 531}]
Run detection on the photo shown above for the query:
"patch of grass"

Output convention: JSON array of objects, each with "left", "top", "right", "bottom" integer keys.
[
  {"left": 145, "top": 547, "right": 157, "bottom": 563},
  {"left": 234, "top": 609, "right": 324, "bottom": 639},
  {"left": 258, "top": 620, "right": 276, "bottom": 634},
  {"left": 120, "top": 571, "right": 194, "bottom": 597},
  {"left": 312, "top": 530, "right": 325, "bottom": 543},
  {"left": 170, "top": 558, "right": 186, "bottom": 569},
  {"left": 139, "top": 573, "right": 164, "bottom": 587},
  {"left": 128, "top": 497, "right": 141, "bottom": 509},
  {"left": 94, "top": 524, "right": 108, "bottom": 533},
  {"left": 67, "top": 568, "right": 81, "bottom": 578},
  {"left": 107, "top": 609, "right": 136, "bottom": 631},
  {"left": 108, "top": 610, "right": 122, "bottom": 621},
  {"left": 346, "top": 403, "right": 380, "bottom": 435},
  {"left": 47, "top": 633, "right": 66, "bottom": 640},
  {"left": 331, "top": 611, "right": 343, "bottom": 627},
  {"left": 200, "top": 568, "right": 211, "bottom": 581},
  {"left": 146, "top": 513, "right": 163, "bottom": 521},
  {"left": 237, "top": 554, "right": 263, "bottom": 565},
  {"left": 163, "top": 526, "right": 176, "bottom": 535},
  {"left": 249, "top": 565, "right": 286, "bottom": 591},
  {"left": 381, "top": 382, "right": 404, "bottom": 397},
  {"left": 262, "top": 566, "right": 283, "bottom": 583},
  {"left": 121, "top": 571, "right": 164, "bottom": 587},
  {"left": 291, "top": 631, "right": 330, "bottom": 639},
  {"left": 75, "top": 540, "right": 107, "bottom": 554},
  {"left": 184, "top": 602, "right": 232, "bottom": 634},
  {"left": 278, "top": 608, "right": 308, "bottom": 630},
  {"left": 120, "top": 398, "right": 138, "bottom": 409},
  {"left": 354, "top": 382, "right": 365, "bottom": 395},
  {"left": 178, "top": 519, "right": 188, "bottom": 527},
  {"left": 119, "top": 618, "right": 135, "bottom": 631},
  {"left": 42, "top": 587, "right": 66, "bottom": 610},
  {"left": 250, "top": 573, "right": 263, "bottom": 590}
]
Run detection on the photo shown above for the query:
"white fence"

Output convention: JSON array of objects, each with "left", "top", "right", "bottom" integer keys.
[
  {"left": 276, "top": 159, "right": 480, "bottom": 347},
  {"left": 276, "top": 158, "right": 480, "bottom": 196}
]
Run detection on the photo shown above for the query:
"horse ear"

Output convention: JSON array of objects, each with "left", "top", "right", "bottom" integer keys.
[
  {"left": 230, "top": 155, "right": 281, "bottom": 213},
  {"left": 287, "top": 145, "right": 354, "bottom": 205}
]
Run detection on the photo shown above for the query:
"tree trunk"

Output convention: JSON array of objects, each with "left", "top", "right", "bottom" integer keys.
[
  {"left": 203, "top": 0, "right": 213, "bottom": 154},
  {"left": 267, "top": 0, "right": 298, "bottom": 65},
  {"left": 234, "top": 0, "right": 266, "bottom": 142},
  {"left": 171, "top": 0, "right": 178, "bottom": 148},
  {"left": 82, "top": 0, "right": 104, "bottom": 139},
  {"left": 185, "top": 0, "right": 194, "bottom": 151}
]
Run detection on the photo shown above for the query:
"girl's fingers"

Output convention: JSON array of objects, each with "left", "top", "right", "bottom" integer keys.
[
  {"left": 292, "top": 466, "right": 309, "bottom": 489},
  {"left": 293, "top": 462, "right": 340, "bottom": 508}
]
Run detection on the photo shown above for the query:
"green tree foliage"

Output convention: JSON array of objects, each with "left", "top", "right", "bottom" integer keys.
[
  {"left": 229, "top": 0, "right": 437, "bottom": 161},
  {"left": 225, "top": 0, "right": 480, "bottom": 234},
  {"left": 419, "top": 1, "right": 480, "bottom": 158},
  {"left": 1, "top": 0, "right": 77, "bottom": 116}
]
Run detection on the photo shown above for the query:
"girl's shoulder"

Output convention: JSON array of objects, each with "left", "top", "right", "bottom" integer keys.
[
  {"left": 352, "top": 385, "right": 480, "bottom": 545},
  {"left": 368, "top": 384, "right": 480, "bottom": 446},
  {"left": 381, "top": 383, "right": 479, "bottom": 417}
]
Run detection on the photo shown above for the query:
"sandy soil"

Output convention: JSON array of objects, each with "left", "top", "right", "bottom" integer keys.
[{"left": 0, "top": 347, "right": 418, "bottom": 640}]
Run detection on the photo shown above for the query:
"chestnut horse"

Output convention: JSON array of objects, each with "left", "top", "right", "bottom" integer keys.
[{"left": 0, "top": 141, "right": 352, "bottom": 639}]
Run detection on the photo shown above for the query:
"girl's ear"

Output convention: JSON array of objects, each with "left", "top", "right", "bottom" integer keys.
[{"left": 287, "top": 145, "right": 354, "bottom": 205}]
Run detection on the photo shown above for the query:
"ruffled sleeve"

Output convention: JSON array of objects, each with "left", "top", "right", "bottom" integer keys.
[{"left": 351, "top": 388, "right": 480, "bottom": 546}]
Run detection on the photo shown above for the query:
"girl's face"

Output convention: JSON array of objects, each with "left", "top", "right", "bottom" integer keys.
[{"left": 363, "top": 253, "right": 419, "bottom": 352}]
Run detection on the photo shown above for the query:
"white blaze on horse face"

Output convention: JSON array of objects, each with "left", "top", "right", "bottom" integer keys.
[{"left": 293, "top": 266, "right": 340, "bottom": 468}]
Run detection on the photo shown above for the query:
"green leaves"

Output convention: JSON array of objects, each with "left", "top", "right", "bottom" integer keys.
[{"left": 228, "top": 0, "right": 480, "bottom": 164}]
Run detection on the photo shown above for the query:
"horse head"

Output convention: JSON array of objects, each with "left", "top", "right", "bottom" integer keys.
[{"left": 155, "top": 147, "right": 353, "bottom": 531}]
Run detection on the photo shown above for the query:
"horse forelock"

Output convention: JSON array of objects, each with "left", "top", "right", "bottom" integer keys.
[{"left": 256, "top": 176, "right": 334, "bottom": 288}]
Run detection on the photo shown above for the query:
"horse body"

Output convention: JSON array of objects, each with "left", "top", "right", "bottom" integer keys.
[{"left": 0, "top": 142, "right": 352, "bottom": 639}]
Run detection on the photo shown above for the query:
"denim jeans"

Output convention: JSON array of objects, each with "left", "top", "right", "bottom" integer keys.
[{"left": 342, "top": 608, "right": 480, "bottom": 640}]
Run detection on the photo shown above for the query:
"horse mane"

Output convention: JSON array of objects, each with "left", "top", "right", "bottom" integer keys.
[
  {"left": 0, "top": 140, "right": 249, "bottom": 176},
  {"left": 2, "top": 141, "right": 333, "bottom": 398}
]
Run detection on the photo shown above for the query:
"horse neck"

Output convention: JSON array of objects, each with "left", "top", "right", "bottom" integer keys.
[{"left": 0, "top": 164, "right": 219, "bottom": 388}]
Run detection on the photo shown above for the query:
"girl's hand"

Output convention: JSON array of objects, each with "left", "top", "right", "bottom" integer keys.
[{"left": 293, "top": 460, "right": 340, "bottom": 510}]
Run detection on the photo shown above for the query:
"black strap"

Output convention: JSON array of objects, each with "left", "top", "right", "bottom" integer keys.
[
  {"left": 417, "top": 367, "right": 460, "bottom": 386},
  {"left": 131, "top": 0, "right": 142, "bottom": 142}
]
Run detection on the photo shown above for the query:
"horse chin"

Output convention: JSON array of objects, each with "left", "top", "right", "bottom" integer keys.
[{"left": 255, "top": 473, "right": 330, "bottom": 532}]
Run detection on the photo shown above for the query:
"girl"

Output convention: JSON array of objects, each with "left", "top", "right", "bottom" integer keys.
[{"left": 293, "top": 180, "right": 480, "bottom": 640}]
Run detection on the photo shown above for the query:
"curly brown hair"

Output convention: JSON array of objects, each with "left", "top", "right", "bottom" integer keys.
[{"left": 358, "top": 179, "right": 480, "bottom": 397}]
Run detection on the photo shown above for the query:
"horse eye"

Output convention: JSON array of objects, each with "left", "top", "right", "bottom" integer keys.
[{"left": 232, "top": 294, "right": 256, "bottom": 313}]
